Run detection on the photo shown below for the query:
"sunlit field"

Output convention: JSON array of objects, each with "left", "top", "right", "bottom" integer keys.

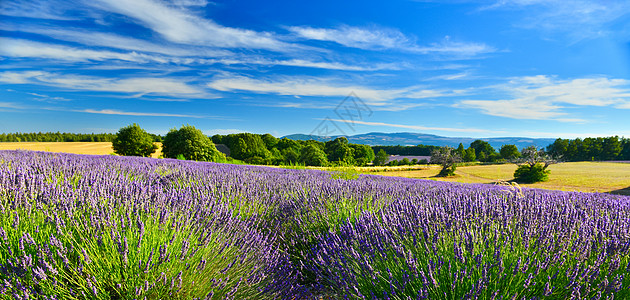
[
  {"left": 361, "top": 162, "right": 630, "bottom": 195},
  {"left": 0, "top": 142, "right": 163, "bottom": 158},
  {"left": 1, "top": 150, "right": 629, "bottom": 299}
]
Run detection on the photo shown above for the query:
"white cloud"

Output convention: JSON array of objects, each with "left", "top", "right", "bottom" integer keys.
[
  {"left": 207, "top": 75, "right": 460, "bottom": 110},
  {"left": 325, "top": 118, "right": 505, "bottom": 134},
  {"left": 288, "top": 25, "right": 412, "bottom": 50},
  {"left": 0, "top": 38, "right": 168, "bottom": 63},
  {"left": 484, "top": 0, "right": 630, "bottom": 40},
  {"left": 288, "top": 25, "right": 495, "bottom": 57},
  {"left": 204, "top": 128, "right": 245, "bottom": 136},
  {"left": 0, "top": 102, "right": 23, "bottom": 109},
  {"left": 2, "top": 26, "right": 232, "bottom": 57},
  {"left": 458, "top": 75, "right": 630, "bottom": 121},
  {"left": 77, "top": 109, "right": 205, "bottom": 118},
  {"left": 0, "top": 71, "right": 209, "bottom": 98},
  {"left": 0, "top": 0, "right": 79, "bottom": 20},
  {"left": 91, "top": 0, "right": 296, "bottom": 51}
]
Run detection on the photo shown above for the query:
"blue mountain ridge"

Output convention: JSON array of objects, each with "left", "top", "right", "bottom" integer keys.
[{"left": 282, "top": 132, "right": 557, "bottom": 150}]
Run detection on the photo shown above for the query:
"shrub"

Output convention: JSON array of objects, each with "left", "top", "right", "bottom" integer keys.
[
  {"left": 513, "top": 163, "right": 550, "bottom": 183},
  {"left": 112, "top": 123, "right": 158, "bottom": 157},
  {"left": 162, "top": 125, "right": 225, "bottom": 162}
]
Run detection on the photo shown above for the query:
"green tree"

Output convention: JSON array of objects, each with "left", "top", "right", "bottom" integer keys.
[
  {"left": 513, "top": 146, "right": 555, "bottom": 183},
  {"left": 463, "top": 147, "right": 476, "bottom": 162},
  {"left": 112, "top": 123, "right": 158, "bottom": 157},
  {"left": 499, "top": 144, "right": 520, "bottom": 160},
  {"left": 373, "top": 149, "right": 388, "bottom": 166},
  {"left": 602, "top": 136, "right": 622, "bottom": 160},
  {"left": 470, "top": 140, "right": 496, "bottom": 162},
  {"left": 431, "top": 146, "right": 461, "bottom": 177},
  {"left": 162, "top": 125, "right": 225, "bottom": 162},
  {"left": 261, "top": 133, "right": 278, "bottom": 149},
  {"left": 299, "top": 144, "right": 328, "bottom": 166},
  {"left": 456, "top": 143, "right": 466, "bottom": 158},
  {"left": 546, "top": 138, "right": 568, "bottom": 159},
  {"left": 350, "top": 144, "right": 375, "bottom": 166},
  {"left": 325, "top": 137, "right": 355, "bottom": 164}
]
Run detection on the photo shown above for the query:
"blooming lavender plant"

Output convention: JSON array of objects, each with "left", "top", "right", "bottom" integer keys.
[{"left": 0, "top": 150, "right": 629, "bottom": 299}]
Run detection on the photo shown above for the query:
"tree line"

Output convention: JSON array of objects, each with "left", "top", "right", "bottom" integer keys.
[
  {"left": 0, "top": 132, "right": 161, "bottom": 143},
  {"left": 7, "top": 128, "right": 630, "bottom": 164},
  {"left": 546, "top": 136, "right": 630, "bottom": 161},
  {"left": 371, "top": 145, "right": 439, "bottom": 156},
  {"left": 212, "top": 133, "right": 375, "bottom": 166}
]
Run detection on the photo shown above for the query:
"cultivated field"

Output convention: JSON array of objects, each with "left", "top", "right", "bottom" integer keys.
[
  {"left": 361, "top": 162, "right": 630, "bottom": 195},
  {"left": 0, "top": 142, "right": 162, "bottom": 158},
  {"left": 1, "top": 150, "right": 629, "bottom": 299}
]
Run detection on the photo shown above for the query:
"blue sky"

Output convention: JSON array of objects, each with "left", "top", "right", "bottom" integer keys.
[{"left": 1, "top": 0, "right": 630, "bottom": 138}]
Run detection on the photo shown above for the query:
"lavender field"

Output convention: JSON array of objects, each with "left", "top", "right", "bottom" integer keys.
[{"left": 1, "top": 150, "right": 629, "bottom": 299}]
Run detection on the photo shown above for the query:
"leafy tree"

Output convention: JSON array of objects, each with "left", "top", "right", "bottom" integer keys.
[
  {"left": 621, "top": 139, "right": 630, "bottom": 160},
  {"left": 470, "top": 140, "right": 496, "bottom": 162},
  {"left": 373, "top": 149, "right": 388, "bottom": 166},
  {"left": 350, "top": 144, "right": 375, "bottom": 166},
  {"left": 546, "top": 138, "right": 568, "bottom": 159},
  {"left": 602, "top": 136, "right": 622, "bottom": 160},
  {"left": 499, "top": 144, "right": 520, "bottom": 160},
  {"left": 513, "top": 146, "right": 554, "bottom": 183},
  {"left": 431, "top": 146, "right": 461, "bottom": 177},
  {"left": 325, "top": 137, "right": 355, "bottom": 164},
  {"left": 112, "top": 123, "right": 158, "bottom": 157},
  {"left": 299, "top": 144, "right": 328, "bottom": 166},
  {"left": 281, "top": 148, "right": 300, "bottom": 164},
  {"left": 162, "top": 125, "right": 225, "bottom": 162},
  {"left": 463, "top": 147, "right": 476, "bottom": 162},
  {"left": 262, "top": 133, "right": 278, "bottom": 150},
  {"left": 224, "top": 133, "right": 272, "bottom": 162},
  {"left": 456, "top": 143, "right": 466, "bottom": 158}
]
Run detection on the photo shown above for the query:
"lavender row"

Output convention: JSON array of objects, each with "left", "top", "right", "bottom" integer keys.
[{"left": 1, "top": 150, "right": 630, "bottom": 299}]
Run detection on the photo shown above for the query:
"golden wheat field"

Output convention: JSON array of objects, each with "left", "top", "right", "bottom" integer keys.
[
  {"left": 0, "top": 142, "right": 163, "bottom": 158},
  {"left": 361, "top": 162, "right": 630, "bottom": 195}
]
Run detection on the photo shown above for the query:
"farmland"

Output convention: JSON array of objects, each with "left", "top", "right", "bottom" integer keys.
[
  {"left": 0, "top": 142, "right": 162, "bottom": 158},
  {"left": 361, "top": 162, "right": 630, "bottom": 195},
  {"left": 1, "top": 150, "right": 630, "bottom": 299}
]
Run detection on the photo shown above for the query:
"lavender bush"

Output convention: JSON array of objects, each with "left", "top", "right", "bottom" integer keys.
[{"left": 1, "top": 150, "right": 629, "bottom": 299}]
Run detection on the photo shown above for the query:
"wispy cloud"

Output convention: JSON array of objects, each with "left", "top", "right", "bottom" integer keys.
[
  {"left": 0, "top": 71, "right": 209, "bottom": 98},
  {"left": 0, "top": 0, "right": 80, "bottom": 20},
  {"left": 0, "top": 25, "right": 232, "bottom": 57},
  {"left": 0, "top": 38, "right": 171, "bottom": 63},
  {"left": 90, "top": 0, "right": 297, "bottom": 51},
  {"left": 457, "top": 75, "right": 630, "bottom": 121},
  {"left": 325, "top": 118, "right": 505, "bottom": 134},
  {"left": 207, "top": 75, "right": 462, "bottom": 109},
  {"left": 0, "top": 102, "right": 23, "bottom": 109},
  {"left": 288, "top": 25, "right": 495, "bottom": 58},
  {"left": 483, "top": 0, "right": 630, "bottom": 40},
  {"left": 76, "top": 109, "right": 206, "bottom": 118}
]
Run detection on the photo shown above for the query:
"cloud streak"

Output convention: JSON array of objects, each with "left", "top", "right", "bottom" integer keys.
[
  {"left": 208, "top": 75, "right": 464, "bottom": 109},
  {"left": 0, "top": 71, "right": 209, "bottom": 98},
  {"left": 91, "top": 0, "right": 298, "bottom": 51},
  {"left": 325, "top": 118, "right": 505, "bottom": 134},
  {"left": 458, "top": 75, "right": 630, "bottom": 121},
  {"left": 288, "top": 25, "right": 495, "bottom": 58},
  {"left": 77, "top": 109, "right": 206, "bottom": 118},
  {"left": 484, "top": 0, "right": 630, "bottom": 40}
]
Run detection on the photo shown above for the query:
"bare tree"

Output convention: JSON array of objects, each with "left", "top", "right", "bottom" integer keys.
[
  {"left": 431, "top": 147, "right": 462, "bottom": 177},
  {"left": 514, "top": 146, "right": 556, "bottom": 183}
]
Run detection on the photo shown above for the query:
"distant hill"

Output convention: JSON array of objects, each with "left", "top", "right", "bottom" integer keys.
[{"left": 282, "top": 132, "right": 557, "bottom": 149}]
